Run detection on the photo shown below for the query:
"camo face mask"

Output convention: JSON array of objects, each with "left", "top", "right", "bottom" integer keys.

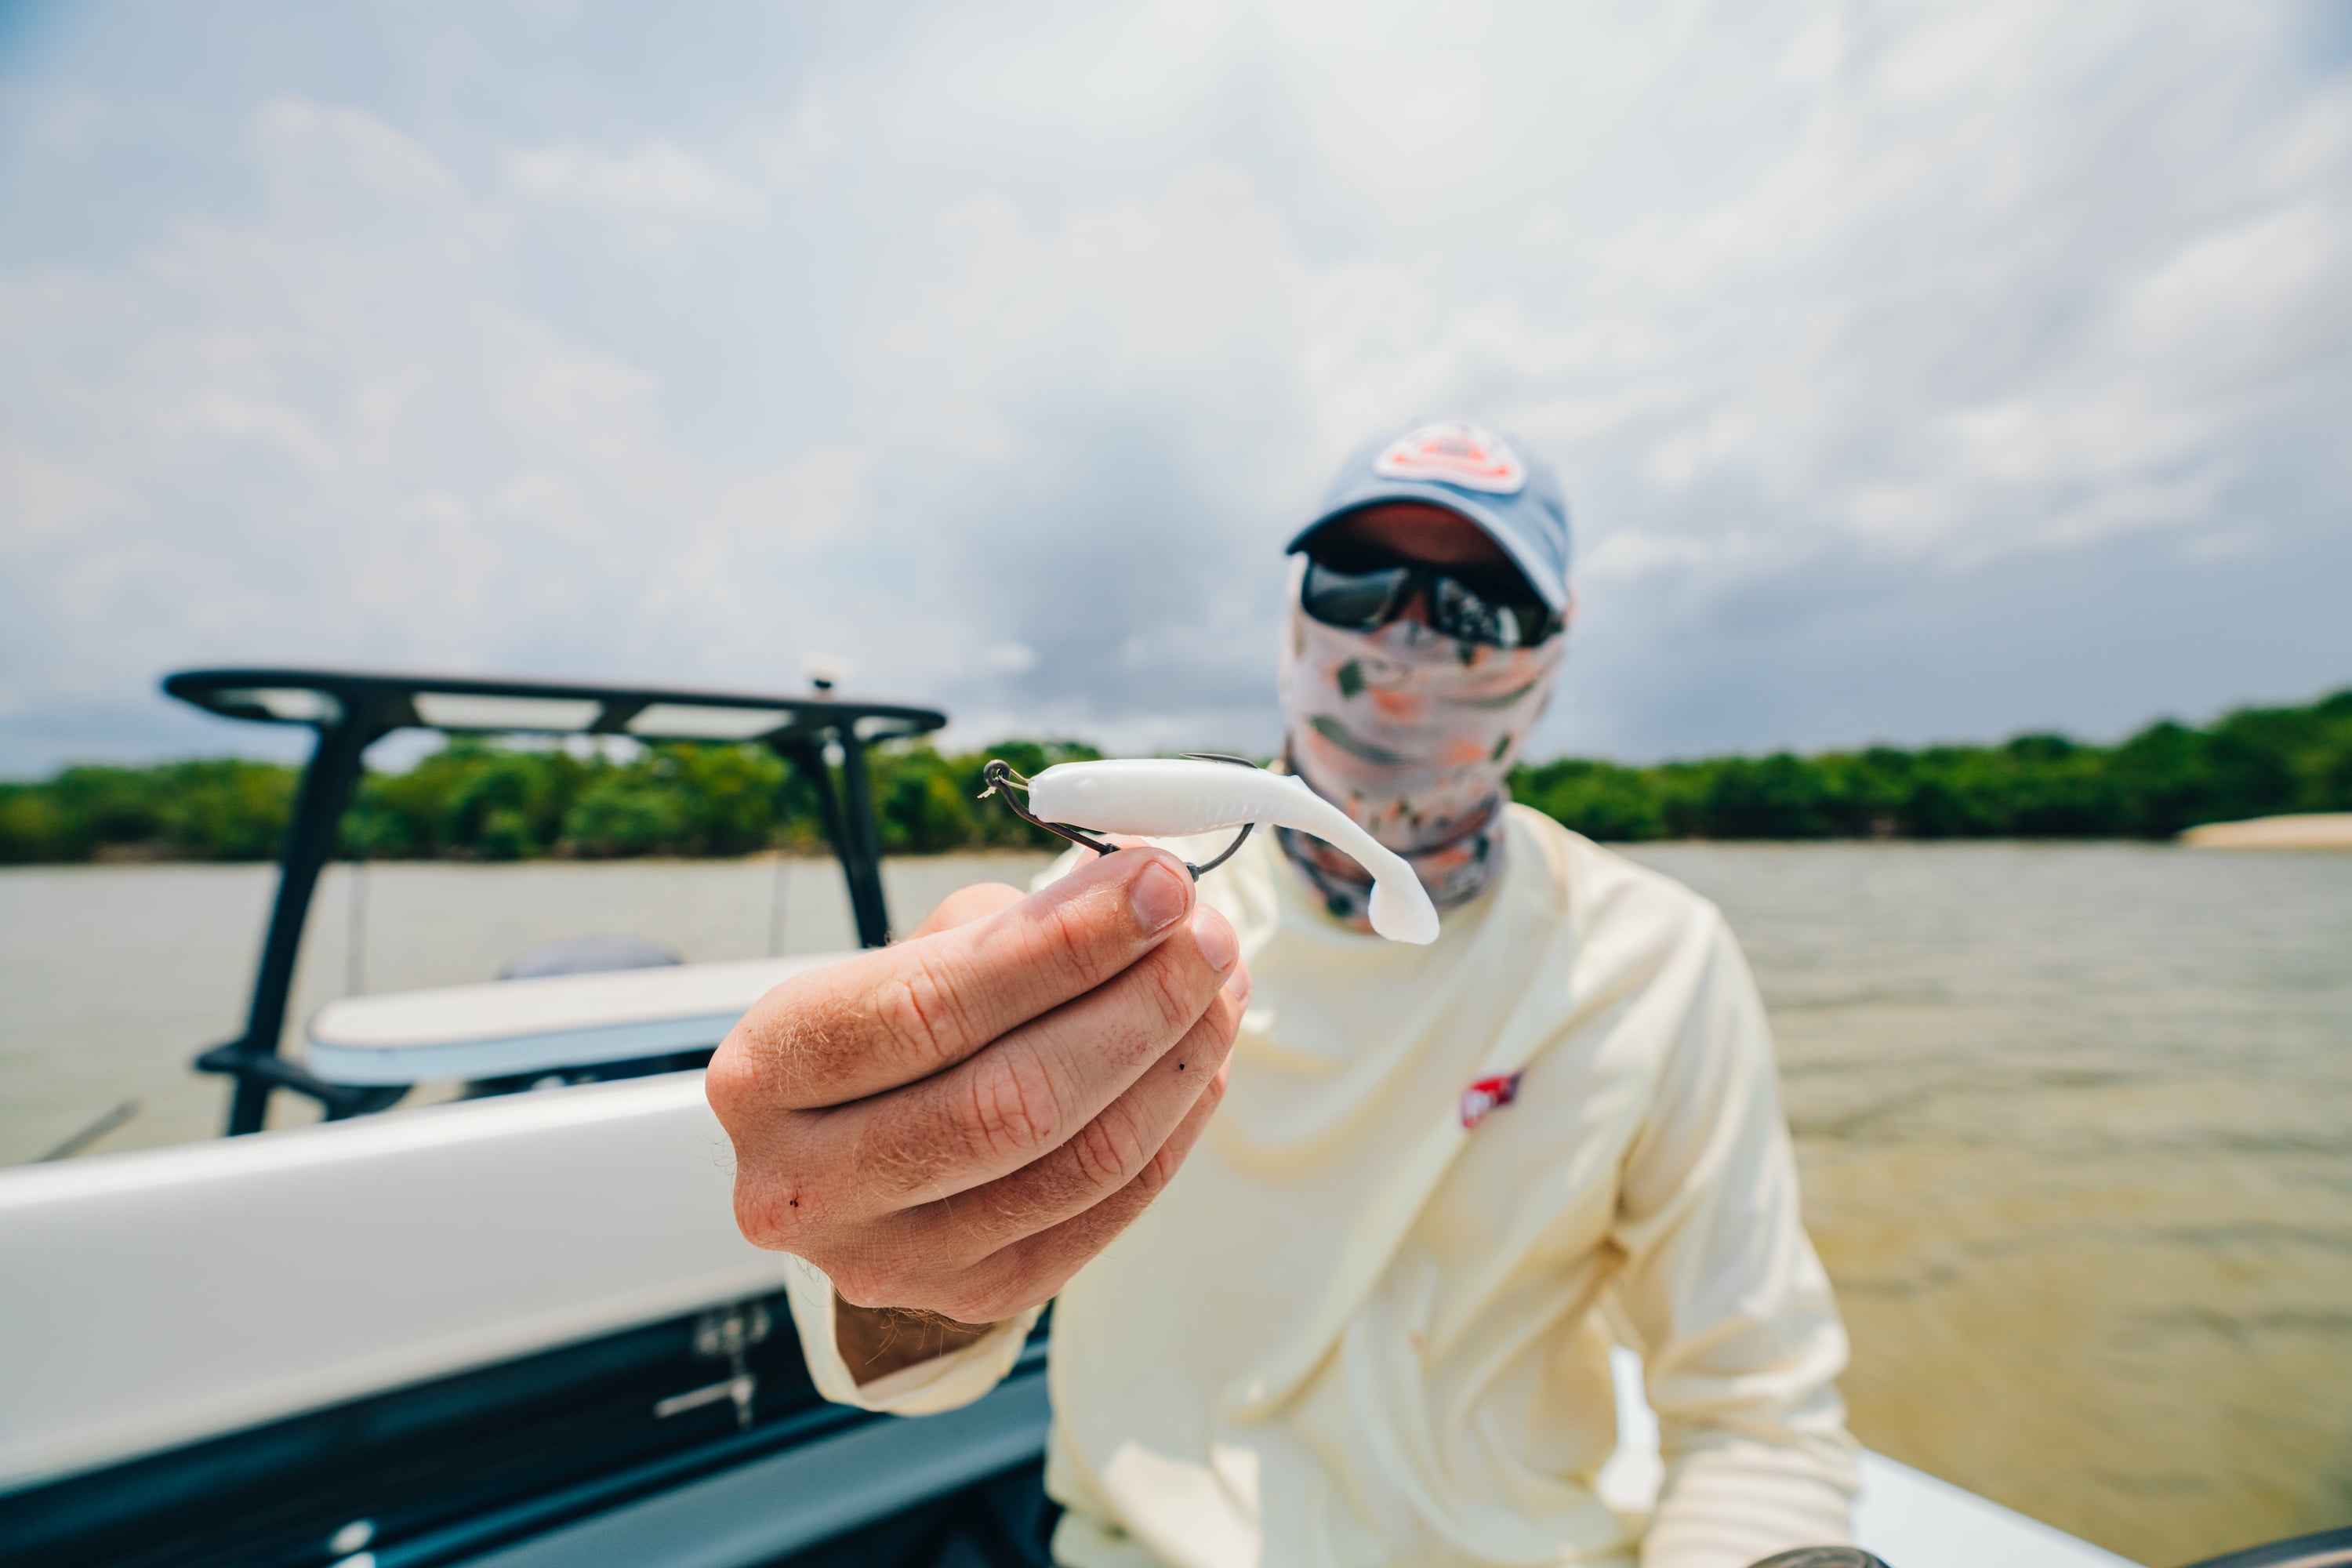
[{"left": 1276, "top": 563, "right": 1565, "bottom": 930}]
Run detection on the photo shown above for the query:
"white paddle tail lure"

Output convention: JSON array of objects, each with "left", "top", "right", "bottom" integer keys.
[{"left": 979, "top": 755, "right": 1441, "bottom": 944}]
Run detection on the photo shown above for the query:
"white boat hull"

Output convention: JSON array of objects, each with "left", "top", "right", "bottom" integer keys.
[{"left": 0, "top": 1070, "right": 2140, "bottom": 1566}]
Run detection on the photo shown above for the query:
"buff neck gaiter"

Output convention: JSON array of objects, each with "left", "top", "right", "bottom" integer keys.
[{"left": 1275, "top": 566, "right": 1566, "bottom": 932}]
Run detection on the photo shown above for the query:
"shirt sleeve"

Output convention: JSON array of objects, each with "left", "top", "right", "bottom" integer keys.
[
  {"left": 1607, "top": 909, "right": 1860, "bottom": 1568},
  {"left": 782, "top": 1253, "right": 1044, "bottom": 1416}
]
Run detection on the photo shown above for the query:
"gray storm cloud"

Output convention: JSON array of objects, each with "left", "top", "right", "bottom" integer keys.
[{"left": 2, "top": 0, "right": 2348, "bottom": 772}]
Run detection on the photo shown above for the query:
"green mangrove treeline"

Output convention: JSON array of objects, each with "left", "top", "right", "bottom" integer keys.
[
  {"left": 2, "top": 691, "right": 2347, "bottom": 866},
  {"left": 1511, "top": 688, "right": 2352, "bottom": 843},
  {"left": 0, "top": 739, "right": 1106, "bottom": 865}
]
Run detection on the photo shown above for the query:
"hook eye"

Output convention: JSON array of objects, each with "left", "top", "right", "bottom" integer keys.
[{"left": 978, "top": 759, "right": 1120, "bottom": 858}]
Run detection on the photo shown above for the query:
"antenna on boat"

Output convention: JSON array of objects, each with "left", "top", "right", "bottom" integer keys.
[{"left": 804, "top": 653, "right": 852, "bottom": 696}]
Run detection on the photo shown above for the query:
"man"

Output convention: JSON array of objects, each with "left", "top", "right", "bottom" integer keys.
[{"left": 709, "top": 420, "right": 1859, "bottom": 1568}]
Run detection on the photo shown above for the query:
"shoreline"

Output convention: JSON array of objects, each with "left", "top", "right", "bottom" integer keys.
[{"left": 2178, "top": 812, "right": 2352, "bottom": 851}]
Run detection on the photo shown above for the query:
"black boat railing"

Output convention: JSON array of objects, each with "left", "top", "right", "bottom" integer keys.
[{"left": 162, "top": 668, "right": 946, "bottom": 1136}]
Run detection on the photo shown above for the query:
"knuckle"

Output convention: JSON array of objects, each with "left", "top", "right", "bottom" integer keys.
[
  {"left": 832, "top": 1244, "right": 922, "bottom": 1311},
  {"left": 971, "top": 1182, "right": 1055, "bottom": 1240},
  {"left": 1197, "top": 1063, "right": 1232, "bottom": 1110},
  {"left": 726, "top": 1121, "right": 841, "bottom": 1250},
  {"left": 1134, "top": 1142, "right": 1181, "bottom": 1198},
  {"left": 733, "top": 975, "right": 868, "bottom": 1106},
  {"left": 1188, "top": 1003, "right": 1242, "bottom": 1069},
  {"left": 976, "top": 1284, "right": 1040, "bottom": 1325},
  {"left": 1032, "top": 896, "right": 1110, "bottom": 989},
  {"left": 1066, "top": 1112, "right": 1145, "bottom": 1191},
  {"left": 938, "top": 1283, "right": 997, "bottom": 1324},
  {"left": 870, "top": 956, "right": 968, "bottom": 1071},
  {"left": 1030, "top": 858, "right": 1178, "bottom": 990},
  {"left": 1205, "top": 989, "right": 1246, "bottom": 1046},
  {"left": 848, "top": 1109, "right": 958, "bottom": 1198},
  {"left": 952, "top": 1260, "right": 1036, "bottom": 1326},
  {"left": 1139, "top": 946, "right": 1210, "bottom": 1036},
  {"left": 704, "top": 1034, "right": 762, "bottom": 1125},
  {"left": 829, "top": 1260, "right": 885, "bottom": 1310},
  {"left": 962, "top": 1054, "right": 1060, "bottom": 1158},
  {"left": 1142, "top": 1106, "right": 1218, "bottom": 1194},
  {"left": 732, "top": 1175, "right": 805, "bottom": 1250}
]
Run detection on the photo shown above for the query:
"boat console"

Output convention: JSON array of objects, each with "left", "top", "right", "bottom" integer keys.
[{"left": 158, "top": 667, "right": 942, "bottom": 1133}]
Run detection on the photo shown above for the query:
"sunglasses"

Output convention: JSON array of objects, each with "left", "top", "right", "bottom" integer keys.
[{"left": 1300, "top": 544, "right": 1562, "bottom": 649}]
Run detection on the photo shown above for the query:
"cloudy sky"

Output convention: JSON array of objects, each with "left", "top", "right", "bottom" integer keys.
[{"left": 2, "top": 1, "right": 2349, "bottom": 774}]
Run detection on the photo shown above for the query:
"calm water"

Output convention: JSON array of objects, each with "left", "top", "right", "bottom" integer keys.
[
  {"left": 3, "top": 843, "right": 2347, "bottom": 1563},
  {"left": 1624, "top": 843, "right": 2352, "bottom": 1565},
  {"left": 0, "top": 853, "right": 1058, "bottom": 1155}
]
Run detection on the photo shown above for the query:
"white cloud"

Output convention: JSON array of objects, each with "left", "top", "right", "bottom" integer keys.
[
  {"left": 981, "top": 642, "right": 1038, "bottom": 675},
  {"left": 751, "top": 94, "right": 849, "bottom": 184},
  {"left": 509, "top": 140, "right": 762, "bottom": 242},
  {"left": 2, "top": 1, "right": 2349, "bottom": 769},
  {"left": 0, "top": 98, "right": 860, "bottom": 754}
]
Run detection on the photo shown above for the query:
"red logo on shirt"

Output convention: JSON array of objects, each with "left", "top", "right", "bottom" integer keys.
[{"left": 1460, "top": 1072, "right": 1523, "bottom": 1128}]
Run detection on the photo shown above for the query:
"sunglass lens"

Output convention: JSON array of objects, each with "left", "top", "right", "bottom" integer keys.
[
  {"left": 1301, "top": 561, "right": 1408, "bottom": 630},
  {"left": 1435, "top": 577, "right": 1562, "bottom": 648},
  {"left": 1432, "top": 576, "right": 1519, "bottom": 647}
]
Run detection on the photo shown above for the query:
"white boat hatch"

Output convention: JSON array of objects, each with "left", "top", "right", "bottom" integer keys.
[
  {"left": 305, "top": 954, "right": 847, "bottom": 1085},
  {"left": 0, "top": 1073, "right": 788, "bottom": 1492}
]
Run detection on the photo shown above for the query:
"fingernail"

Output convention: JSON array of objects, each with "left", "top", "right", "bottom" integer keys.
[
  {"left": 1129, "top": 858, "right": 1191, "bottom": 934},
  {"left": 1222, "top": 960, "right": 1252, "bottom": 1006},
  {"left": 1191, "top": 907, "right": 1239, "bottom": 973}
]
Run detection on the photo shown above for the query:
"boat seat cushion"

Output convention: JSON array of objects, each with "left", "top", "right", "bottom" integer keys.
[{"left": 305, "top": 954, "right": 847, "bottom": 1085}]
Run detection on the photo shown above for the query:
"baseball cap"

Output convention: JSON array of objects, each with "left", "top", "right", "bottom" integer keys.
[{"left": 1287, "top": 419, "right": 1572, "bottom": 613}]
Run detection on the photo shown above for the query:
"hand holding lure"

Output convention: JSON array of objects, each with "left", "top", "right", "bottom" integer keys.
[{"left": 979, "top": 755, "right": 1440, "bottom": 944}]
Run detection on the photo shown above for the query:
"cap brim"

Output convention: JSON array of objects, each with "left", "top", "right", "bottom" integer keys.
[{"left": 1285, "top": 480, "right": 1569, "bottom": 613}]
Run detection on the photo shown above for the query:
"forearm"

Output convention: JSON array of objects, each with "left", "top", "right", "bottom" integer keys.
[{"left": 833, "top": 1293, "right": 1000, "bottom": 1385}]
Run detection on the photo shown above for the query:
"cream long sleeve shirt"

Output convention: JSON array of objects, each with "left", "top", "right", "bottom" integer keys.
[{"left": 782, "top": 808, "right": 1857, "bottom": 1568}]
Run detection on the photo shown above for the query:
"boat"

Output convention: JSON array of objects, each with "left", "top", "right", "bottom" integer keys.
[{"left": 1, "top": 668, "right": 2343, "bottom": 1568}]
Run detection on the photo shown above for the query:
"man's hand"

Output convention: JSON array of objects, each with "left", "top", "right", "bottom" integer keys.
[{"left": 706, "top": 848, "right": 1246, "bottom": 1385}]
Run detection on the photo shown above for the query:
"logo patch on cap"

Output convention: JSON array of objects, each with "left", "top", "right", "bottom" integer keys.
[{"left": 1374, "top": 422, "right": 1526, "bottom": 495}]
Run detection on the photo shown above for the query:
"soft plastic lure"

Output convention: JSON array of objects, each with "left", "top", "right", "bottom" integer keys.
[{"left": 979, "top": 755, "right": 1440, "bottom": 944}]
